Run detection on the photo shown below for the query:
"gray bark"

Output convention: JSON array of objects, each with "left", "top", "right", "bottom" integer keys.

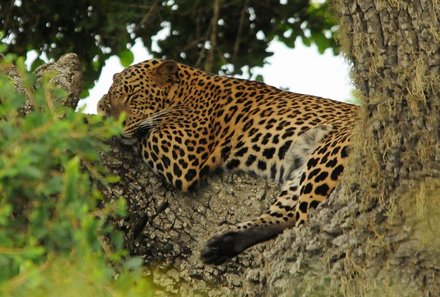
[
  {"left": 1, "top": 53, "right": 83, "bottom": 114},
  {"left": 101, "top": 138, "right": 281, "bottom": 296}
]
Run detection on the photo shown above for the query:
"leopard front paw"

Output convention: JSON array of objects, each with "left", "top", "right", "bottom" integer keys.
[
  {"left": 200, "top": 231, "right": 243, "bottom": 265},
  {"left": 201, "top": 223, "right": 284, "bottom": 265}
]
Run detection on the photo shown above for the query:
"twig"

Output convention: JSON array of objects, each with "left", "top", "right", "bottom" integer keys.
[
  {"left": 233, "top": 0, "right": 249, "bottom": 65},
  {"left": 138, "top": 0, "right": 161, "bottom": 28},
  {"left": 204, "top": 0, "right": 221, "bottom": 72}
]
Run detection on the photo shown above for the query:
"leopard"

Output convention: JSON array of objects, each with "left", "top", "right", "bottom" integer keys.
[{"left": 98, "top": 59, "right": 358, "bottom": 265}]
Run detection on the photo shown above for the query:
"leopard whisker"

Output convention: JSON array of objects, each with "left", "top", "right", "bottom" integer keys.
[{"left": 137, "top": 107, "right": 189, "bottom": 130}]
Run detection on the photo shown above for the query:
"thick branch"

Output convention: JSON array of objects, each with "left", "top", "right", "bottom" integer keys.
[
  {"left": 2, "top": 53, "right": 82, "bottom": 114},
  {"left": 100, "top": 138, "right": 281, "bottom": 295}
]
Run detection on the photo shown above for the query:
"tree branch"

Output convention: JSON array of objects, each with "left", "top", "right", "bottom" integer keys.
[
  {"left": 232, "top": 0, "right": 249, "bottom": 65},
  {"left": 1, "top": 53, "right": 82, "bottom": 114},
  {"left": 138, "top": 0, "right": 161, "bottom": 29}
]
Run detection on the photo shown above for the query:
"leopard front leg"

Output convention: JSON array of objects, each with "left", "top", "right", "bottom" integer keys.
[
  {"left": 201, "top": 178, "right": 300, "bottom": 265},
  {"left": 139, "top": 122, "right": 213, "bottom": 192}
]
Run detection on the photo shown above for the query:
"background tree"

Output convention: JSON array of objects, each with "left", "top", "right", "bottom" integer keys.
[{"left": 1, "top": 0, "right": 337, "bottom": 92}]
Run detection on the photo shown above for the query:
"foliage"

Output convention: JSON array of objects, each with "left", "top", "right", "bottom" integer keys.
[
  {"left": 0, "top": 57, "right": 152, "bottom": 296},
  {"left": 1, "top": 0, "right": 338, "bottom": 92}
]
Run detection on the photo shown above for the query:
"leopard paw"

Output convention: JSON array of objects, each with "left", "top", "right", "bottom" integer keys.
[
  {"left": 201, "top": 224, "right": 284, "bottom": 265},
  {"left": 200, "top": 231, "right": 244, "bottom": 265}
]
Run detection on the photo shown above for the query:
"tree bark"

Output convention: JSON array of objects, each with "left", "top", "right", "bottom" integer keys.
[
  {"left": 101, "top": 138, "right": 281, "bottom": 296},
  {"left": 2, "top": 53, "right": 83, "bottom": 113}
]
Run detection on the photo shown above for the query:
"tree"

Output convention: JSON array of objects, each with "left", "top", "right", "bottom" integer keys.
[
  {"left": 1, "top": 0, "right": 337, "bottom": 91},
  {"left": 94, "top": 0, "right": 439, "bottom": 296}
]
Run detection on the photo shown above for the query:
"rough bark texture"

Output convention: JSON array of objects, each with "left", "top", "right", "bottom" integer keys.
[
  {"left": 34, "top": 53, "right": 83, "bottom": 110},
  {"left": 100, "top": 139, "right": 281, "bottom": 296},
  {"left": 1, "top": 53, "right": 83, "bottom": 114}
]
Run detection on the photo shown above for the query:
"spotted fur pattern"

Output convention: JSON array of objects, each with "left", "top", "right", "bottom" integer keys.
[{"left": 98, "top": 59, "right": 358, "bottom": 265}]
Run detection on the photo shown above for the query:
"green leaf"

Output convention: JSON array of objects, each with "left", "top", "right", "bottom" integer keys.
[
  {"left": 301, "top": 36, "right": 312, "bottom": 47},
  {"left": 255, "top": 74, "right": 265, "bottom": 82},
  {"left": 119, "top": 49, "right": 134, "bottom": 67},
  {"left": 80, "top": 88, "right": 90, "bottom": 99},
  {"left": 0, "top": 43, "right": 7, "bottom": 54},
  {"left": 115, "top": 197, "right": 126, "bottom": 216},
  {"left": 0, "top": 204, "right": 12, "bottom": 226},
  {"left": 105, "top": 175, "right": 120, "bottom": 183},
  {"left": 22, "top": 166, "right": 42, "bottom": 179},
  {"left": 311, "top": 31, "right": 330, "bottom": 54},
  {"left": 30, "top": 58, "right": 45, "bottom": 71},
  {"left": 52, "top": 87, "right": 68, "bottom": 100},
  {"left": 63, "top": 157, "right": 81, "bottom": 202}
]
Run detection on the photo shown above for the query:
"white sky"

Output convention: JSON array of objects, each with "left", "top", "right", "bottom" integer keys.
[{"left": 74, "top": 38, "right": 353, "bottom": 113}]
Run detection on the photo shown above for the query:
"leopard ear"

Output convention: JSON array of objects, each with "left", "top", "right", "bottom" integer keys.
[
  {"left": 154, "top": 60, "right": 179, "bottom": 84},
  {"left": 113, "top": 72, "right": 120, "bottom": 81}
]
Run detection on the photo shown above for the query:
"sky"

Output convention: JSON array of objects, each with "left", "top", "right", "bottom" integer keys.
[{"left": 76, "top": 38, "right": 354, "bottom": 114}]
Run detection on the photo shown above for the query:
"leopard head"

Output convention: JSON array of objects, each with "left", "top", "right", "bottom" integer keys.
[{"left": 98, "top": 59, "right": 180, "bottom": 140}]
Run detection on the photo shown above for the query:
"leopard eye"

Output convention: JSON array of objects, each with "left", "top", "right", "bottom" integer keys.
[{"left": 125, "top": 93, "right": 135, "bottom": 104}]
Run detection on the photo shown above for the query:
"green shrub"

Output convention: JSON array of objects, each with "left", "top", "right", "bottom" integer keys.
[{"left": 0, "top": 57, "right": 152, "bottom": 296}]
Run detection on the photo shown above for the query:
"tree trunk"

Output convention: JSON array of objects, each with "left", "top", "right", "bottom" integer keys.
[{"left": 242, "top": 1, "right": 440, "bottom": 296}]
